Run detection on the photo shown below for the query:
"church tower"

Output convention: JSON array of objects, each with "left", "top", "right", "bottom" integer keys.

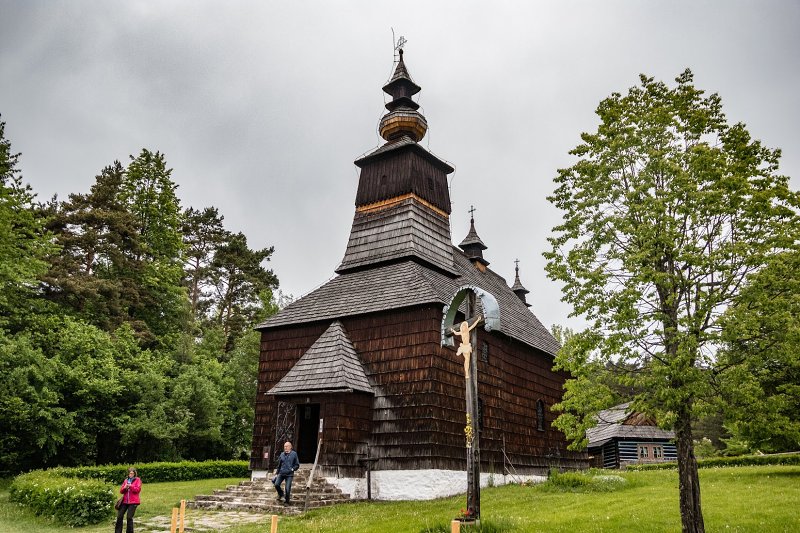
[{"left": 338, "top": 49, "right": 457, "bottom": 275}]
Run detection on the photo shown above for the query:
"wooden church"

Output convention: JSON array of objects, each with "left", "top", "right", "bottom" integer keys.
[{"left": 249, "top": 49, "right": 586, "bottom": 500}]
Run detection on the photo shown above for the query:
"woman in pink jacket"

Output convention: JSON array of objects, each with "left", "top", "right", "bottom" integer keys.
[{"left": 115, "top": 467, "right": 141, "bottom": 533}]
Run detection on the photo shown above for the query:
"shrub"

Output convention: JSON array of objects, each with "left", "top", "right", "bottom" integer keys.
[
  {"left": 50, "top": 459, "right": 249, "bottom": 483},
  {"left": 626, "top": 452, "right": 800, "bottom": 471},
  {"left": 537, "top": 469, "right": 627, "bottom": 493},
  {"left": 9, "top": 460, "right": 249, "bottom": 526},
  {"left": 9, "top": 471, "right": 115, "bottom": 527}
]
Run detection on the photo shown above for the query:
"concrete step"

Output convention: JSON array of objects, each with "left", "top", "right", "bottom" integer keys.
[
  {"left": 186, "top": 471, "right": 351, "bottom": 514},
  {"left": 193, "top": 494, "right": 349, "bottom": 505}
]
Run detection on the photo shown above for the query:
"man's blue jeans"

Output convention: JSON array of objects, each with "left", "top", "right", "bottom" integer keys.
[{"left": 274, "top": 473, "right": 293, "bottom": 502}]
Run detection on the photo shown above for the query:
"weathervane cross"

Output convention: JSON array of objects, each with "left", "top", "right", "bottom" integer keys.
[{"left": 468, "top": 205, "right": 476, "bottom": 219}]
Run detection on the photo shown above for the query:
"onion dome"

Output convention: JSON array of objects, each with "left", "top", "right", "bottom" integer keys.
[
  {"left": 458, "top": 208, "right": 489, "bottom": 267},
  {"left": 511, "top": 260, "right": 531, "bottom": 307},
  {"left": 378, "top": 49, "right": 428, "bottom": 142}
]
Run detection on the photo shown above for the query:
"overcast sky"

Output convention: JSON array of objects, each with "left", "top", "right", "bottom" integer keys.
[{"left": 2, "top": 1, "right": 798, "bottom": 331}]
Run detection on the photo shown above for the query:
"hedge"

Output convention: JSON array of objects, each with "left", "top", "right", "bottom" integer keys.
[
  {"left": 9, "top": 471, "right": 115, "bottom": 527},
  {"left": 626, "top": 452, "right": 800, "bottom": 471},
  {"left": 9, "top": 460, "right": 250, "bottom": 526},
  {"left": 50, "top": 459, "right": 250, "bottom": 483}
]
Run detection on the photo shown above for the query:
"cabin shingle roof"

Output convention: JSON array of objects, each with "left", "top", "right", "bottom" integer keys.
[
  {"left": 586, "top": 403, "right": 676, "bottom": 448},
  {"left": 267, "top": 320, "right": 372, "bottom": 396},
  {"left": 258, "top": 248, "right": 560, "bottom": 356}
]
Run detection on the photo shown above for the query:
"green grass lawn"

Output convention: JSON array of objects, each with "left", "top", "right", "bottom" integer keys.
[{"left": 1, "top": 466, "right": 798, "bottom": 532}]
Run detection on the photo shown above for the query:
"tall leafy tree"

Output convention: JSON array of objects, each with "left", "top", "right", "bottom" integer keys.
[
  {"left": 46, "top": 151, "right": 188, "bottom": 347},
  {"left": 0, "top": 116, "right": 55, "bottom": 330},
  {"left": 0, "top": 331, "right": 72, "bottom": 474},
  {"left": 545, "top": 70, "right": 800, "bottom": 532},
  {"left": 717, "top": 250, "right": 800, "bottom": 452},
  {"left": 121, "top": 149, "right": 183, "bottom": 261},
  {"left": 43, "top": 163, "right": 147, "bottom": 333},
  {"left": 208, "top": 232, "right": 278, "bottom": 353},
  {"left": 120, "top": 149, "right": 188, "bottom": 347},
  {"left": 182, "top": 206, "right": 227, "bottom": 322}
]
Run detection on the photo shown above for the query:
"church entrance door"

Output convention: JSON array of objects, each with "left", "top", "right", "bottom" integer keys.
[{"left": 296, "top": 403, "right": 320, "bottom": 463}]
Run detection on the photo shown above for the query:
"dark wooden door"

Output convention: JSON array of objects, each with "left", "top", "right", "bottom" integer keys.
[{"left": 296, "top": 404, "right": 320, "bottom": 463}]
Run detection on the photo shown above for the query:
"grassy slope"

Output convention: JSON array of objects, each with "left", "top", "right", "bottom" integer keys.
[
  {"left": 1, "top": 466, "right": 798, "bottom": 532},
  {"left": 228, "top": 466, "right": 800, "bottom": 533}
]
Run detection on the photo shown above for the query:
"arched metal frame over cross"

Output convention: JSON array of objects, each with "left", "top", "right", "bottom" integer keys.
[{"left": 440, "top": 285, "right": 500, "bottom": 347}]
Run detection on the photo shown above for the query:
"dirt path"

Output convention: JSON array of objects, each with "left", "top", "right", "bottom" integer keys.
[{"left": 138, "top": 510, "right": 269, "bottom": 532}]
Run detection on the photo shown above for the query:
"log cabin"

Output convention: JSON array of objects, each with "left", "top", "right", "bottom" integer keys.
[
  {"left": 587, "top": 403, "right": 678, "bottom": 469},
  {"left": 249, "top": 49, "right": 587, "bottom": 500}
]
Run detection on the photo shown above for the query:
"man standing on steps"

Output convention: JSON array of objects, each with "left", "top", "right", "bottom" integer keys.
[{"left": 272, "top": 441, "right": 300, "bottom": 505}]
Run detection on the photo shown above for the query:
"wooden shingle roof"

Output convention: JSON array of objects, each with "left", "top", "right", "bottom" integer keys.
[
  {"left": 258, "top": 248, "right": 560, "bottom": 356},
  {"left": 586, "top": 403, "right": 676, "bottom": 448},
  {"left": 354, "top": 135, "right": 455, "bottom": 173},
  {"left": 336, "top": 197, "right": 457, "bottom": 275},
  {"left": 267, "top": 320, "right": 372, "bottom": 396}
]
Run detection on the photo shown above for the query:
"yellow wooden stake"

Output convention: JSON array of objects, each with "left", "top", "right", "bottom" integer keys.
[
  {"left": 270, "top": 514, "right": 279, "bottom": 533},
  {"left": 179, "top": 499, "right": 186, "bottom": 533},
  {"left": 451, "top": 519, "right": 460, "bottom": 533},
  {"left": 170, "top": 508, "right": 178, "bottom": 533}
]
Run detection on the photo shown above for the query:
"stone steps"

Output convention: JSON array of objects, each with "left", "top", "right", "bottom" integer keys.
[{"left": 187, "top": 469, "right": 350, "bottom": 515}]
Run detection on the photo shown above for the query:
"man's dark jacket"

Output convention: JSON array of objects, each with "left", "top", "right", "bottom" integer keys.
[{"left": 276, "top": 450, "right": 300, "bottom": 475}]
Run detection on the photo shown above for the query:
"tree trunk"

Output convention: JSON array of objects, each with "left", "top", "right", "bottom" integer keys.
[{"left": 675, "top": 404, "right": 705, "bottom": 533}]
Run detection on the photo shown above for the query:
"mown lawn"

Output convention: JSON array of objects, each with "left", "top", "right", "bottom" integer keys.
[{"left": 1, "top": 466, "right": 798, "bottom": 532}]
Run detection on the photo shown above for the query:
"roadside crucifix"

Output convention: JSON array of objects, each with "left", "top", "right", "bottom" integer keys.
[{"left": 441, "top": 285, "right": 500, "bottom": 523}]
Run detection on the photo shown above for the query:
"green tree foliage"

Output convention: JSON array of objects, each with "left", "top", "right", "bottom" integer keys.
[
  {"left": 121, "top": 149, "right": 188, "bottom": 346},
  {"left": 220, "top": 329, "right": 264, "bottom": 459},
  {"left": 545, "top": 70, "right": 800, "bottom": 532},
  {"left": 43, "top": 163, "right": 144, "bottom": 332},
  {"left": 121, "top": 149, "right": 183, "bottom": 261},
  {"left": 550, "top": 328, "right": 619, "bottom": 449},
  {"left": 717, "top": 251, "right": 800, "bottom": 452},
  {"left": 0, "top": 331, "right": 72, "bottom": 475},
  {"left": 182, "top": 206, "right": 227, "bottom": 322},
  {"left": 1, "top": 112, "right": 280, "bottom": 472},
  {"left": 208, "top": 232, "right": 277, "bottom": 353},
  {"left": 45, "top": 151, "right": 188, "bottom": 348},
  {"left": 0, "top": 116, "right": 55, "bottom": 330}
]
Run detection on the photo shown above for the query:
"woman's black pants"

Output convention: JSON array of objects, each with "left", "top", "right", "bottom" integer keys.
[{"left": 115, "top": 503, "right": 138, "bottom": 533}]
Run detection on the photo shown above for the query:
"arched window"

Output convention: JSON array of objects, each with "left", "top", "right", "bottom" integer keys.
[{"left": 536, "top": 399, "right": 545, "bottom": 432}]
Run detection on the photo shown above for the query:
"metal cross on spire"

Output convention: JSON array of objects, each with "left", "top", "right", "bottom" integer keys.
[
  {"left": 468, "top": 205, "right": 476, "bottom": 221},
  {"left": 395, "top": 35, "right": 407, "bottom": 51},
  {"left": 514, "top": 258, "right": 520, "bottom": 272}
]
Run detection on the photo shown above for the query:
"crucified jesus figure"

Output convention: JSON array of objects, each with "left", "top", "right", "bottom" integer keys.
[{"left": 450, "top": 315, "right": 482, "bottom": 378}]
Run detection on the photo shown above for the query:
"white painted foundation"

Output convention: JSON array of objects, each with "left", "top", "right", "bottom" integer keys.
[{"left": 253, "top": 469, "right": 545, "bottom": 500}]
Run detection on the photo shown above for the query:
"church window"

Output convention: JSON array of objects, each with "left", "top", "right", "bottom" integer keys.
[{"left": 536, "top": 399, "right": 545, "bottom": 431}]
